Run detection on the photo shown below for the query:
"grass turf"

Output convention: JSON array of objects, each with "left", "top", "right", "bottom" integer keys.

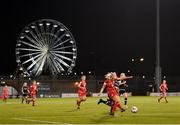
[{"left": 0, "top": 96, "right": 180, "bottom": 124}]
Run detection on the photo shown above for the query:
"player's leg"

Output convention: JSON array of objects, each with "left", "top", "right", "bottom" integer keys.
[
  {"left": 111, "top": 95, "right": 125, "bottom": 115},
  {"left": 164, "top": 92, "right": 168, "bottom": 103},
  {"left": 77, "top": 97, "right": 83, "bottom": 109},
  {"left": 31, "top": 95, "right": 36, "bottom": 106},
  {"left": 27, "top": 99, "right": 31, "bottom": 104},
  {"left": 80, "top": 96, "right": 86, "bottom": 102},
  {"left": 28, "top": 94, "right": 35, "bottom": 105},
  {"left": 98, "top": 98, "right": 113, "bottom": 106},
  {"left": 158, "top": 92, "right": 163, "bottom": 102},
  {"left": 22, "top": 96, "right": 24, "bottom": 104},
  {"left": 3, "top": 96, "right": 6, "bottom": 102},
  {"left": 27, "top": 94, "right": 32, "bottom": 104},
  {"left": 77, "top": 95, "right": 82, "bottom": 109},
  {"left": 4, "top": 98, "right": 6, "bottom": 102},
  {"left": 3, "top": 95, "right": 8, "bottom": 102},
  {"left": 109, "top": 99, "right": 115, "bottom": 115},
  {"left": 25, "top": 96, "right": 28, "bottom": 104},
  {"left": 123, "top": 93, "right": 128, "bottom": 108}
]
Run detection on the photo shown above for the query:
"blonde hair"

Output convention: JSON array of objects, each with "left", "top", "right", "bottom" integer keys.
[
  {"left": 105, "top": 72, "right": 112, "bottom": 79},
  {"left": 111, "top": 72, "right": 117, "bottom": 79},
  {"left": 81, "top": 75, "right": 86, "bottom": 80}
]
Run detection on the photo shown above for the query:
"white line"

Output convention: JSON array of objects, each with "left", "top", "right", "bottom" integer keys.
[{"left": 12, "top": 118, "right": 59, "bottom": 124}]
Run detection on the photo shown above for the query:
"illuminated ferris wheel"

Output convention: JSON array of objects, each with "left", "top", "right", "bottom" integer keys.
[{"left": 15, "top": 19, "right": 77, "bottom": 77}]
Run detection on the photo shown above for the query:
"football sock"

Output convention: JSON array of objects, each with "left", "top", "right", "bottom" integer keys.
[
  {"left": 124, "top": 98, "right": 127, "bottom": 105},
  {"left": 112, "top": 101, "right": 124, "bottom": 113}
]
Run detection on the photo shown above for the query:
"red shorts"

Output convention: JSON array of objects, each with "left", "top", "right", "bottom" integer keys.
[
  {"left": 162, "top": 91, "right": 167, "bottom": 96},
  {"left": 78, "top": 91, "right": 86, "bottom": 97},
  {"left": 108, "top": 91, "right": 119, "bottom": 99},
  {"left": 3, "top": 95, "right": 8, "bottom": 99},
  {"left": 31, "top": 94, "right": 36, "bottom": 99}
]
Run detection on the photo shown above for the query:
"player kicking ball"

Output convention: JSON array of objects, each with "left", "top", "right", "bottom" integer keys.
[
  {"left": 98, "top": 72, "right": 132, "bottom": 110},
  {"left": 98, "top": 72, "right": 125, "bottom": 116}
]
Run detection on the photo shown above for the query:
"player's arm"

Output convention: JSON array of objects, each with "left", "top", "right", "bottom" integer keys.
[
  {"left": 117, "top": 76, "right": 133, "bottom": 81},
  {"left": 77, "top": 81, "right": 82, "bottom": 88},
  {"left": 159, "top": 85, "right": 162, "bottom": 91},
  {"left": 98, "top": 82, "right": 106, "bottom": 96}
]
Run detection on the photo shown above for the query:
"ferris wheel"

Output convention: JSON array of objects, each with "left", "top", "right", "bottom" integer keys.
[{"left": 15, "top": 19, "right": 77, "bottom": 77}]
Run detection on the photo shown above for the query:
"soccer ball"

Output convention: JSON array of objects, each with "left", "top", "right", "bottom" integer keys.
[{"left": 131, "top": 106, "right": 138, "bottom": 113}]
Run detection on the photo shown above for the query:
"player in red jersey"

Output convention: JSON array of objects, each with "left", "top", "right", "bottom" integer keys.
[
  {"left": 3, "top": 84, "right": 8, "bottom": 102},
  {"left": 158, "top": 80, "right": 168, "bottom": 103},
  {"left": 98, "top": 73, "right": 125, "bottom": 116},
  {"left": 28, "top": 80, "right": 38, "bottom": 106},
  {"left": 75, "top": 75, "right": 87, "bottom": 109},
  {"left": 98, "top": 72, "right": 132, "bottom": 109}
]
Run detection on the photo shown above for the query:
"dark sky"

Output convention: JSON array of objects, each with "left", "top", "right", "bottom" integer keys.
[{"left": 0, "top": 0, "right": 180, "bottom": 77}]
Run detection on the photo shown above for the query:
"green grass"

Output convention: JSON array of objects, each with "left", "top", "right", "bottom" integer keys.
[{"left": 0, "top": 96, "right": 180, "bottom": 124}]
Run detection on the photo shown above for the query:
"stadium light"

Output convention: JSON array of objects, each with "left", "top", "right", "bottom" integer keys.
[
  {"left": 53, "top": 24, "right": 58, "bottom": 28},
  {"left": 1, "top": 81, "right": 5, "bottom": 84},
  {"left": 19, "top": 67, "right": 23, "bottom": 71},
  {"left": 39, "top": 23, "right": 43, "bottom": 26},
  {"left": 31, "top": 25, "right": 35, "bottom": 28},
  {"left": 10, "top": 75, "right": 13, "bottom": 78},
  {"left": 140, "top": 58, "right": 144, "bottom": 62},
  {"left": 142, "top": 75, "right": 145, "bottom": 79}
]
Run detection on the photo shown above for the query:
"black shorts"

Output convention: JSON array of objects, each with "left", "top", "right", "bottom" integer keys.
[
  {"left": 22, "top": 93, "right": 28, "bottom": 97},
  {"left": 119, "top": 89, "right": 126, "bottom": 95}
]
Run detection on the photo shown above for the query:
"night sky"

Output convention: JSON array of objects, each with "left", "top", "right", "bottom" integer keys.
[{"left": 1, "top": 0, "right": 180, "bottom": 77}]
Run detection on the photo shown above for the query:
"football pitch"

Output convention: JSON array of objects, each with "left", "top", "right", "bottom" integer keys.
[{"left": 0, "top": 96, "right": 180, "bottom": 124}]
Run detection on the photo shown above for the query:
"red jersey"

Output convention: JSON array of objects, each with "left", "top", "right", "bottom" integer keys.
[
  {"left": 78, "top": 80, "right": 86, "bottom": 91},
  {"left": 104, "top": 79, "right": 118, "bottom": 96},
  {"left": 160, "top": 83, "right": 168, "bottom": 92},
  {"left": 78, "top": 80, "right": 86, "bottom": 96},
  {"left": 3, "top": 86, "right": 8, "bottom": 96},
  {"left": 30, "top": 84, "right": 37, "bottom": 95}
]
